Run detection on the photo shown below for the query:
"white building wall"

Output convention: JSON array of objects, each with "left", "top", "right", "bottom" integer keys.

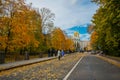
[{"left": 79, "top": 41, "right": 90, "bottom": 50}]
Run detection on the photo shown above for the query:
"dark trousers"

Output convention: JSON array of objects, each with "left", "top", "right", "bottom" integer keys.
[{"left": 58, "top": 56, "right": 61, "bottom": 60}]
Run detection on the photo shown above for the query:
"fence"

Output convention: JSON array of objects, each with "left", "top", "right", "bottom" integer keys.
[{"left": 0, "top": 51, "right": 48, "bottom": 64}]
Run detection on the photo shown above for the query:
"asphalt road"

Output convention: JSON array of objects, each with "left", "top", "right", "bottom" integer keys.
[{"left": 67, "top": 55, "right": 120, "bottom": 80}]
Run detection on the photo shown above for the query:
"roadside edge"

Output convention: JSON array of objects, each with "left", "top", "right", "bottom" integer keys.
[{"left": 96, "top": 55, "right": 120, "bottom": 68}]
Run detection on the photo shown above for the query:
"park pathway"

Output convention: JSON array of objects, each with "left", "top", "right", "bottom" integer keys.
[{"left": 66, "top": 55, "right": 120, "bottom": 80}]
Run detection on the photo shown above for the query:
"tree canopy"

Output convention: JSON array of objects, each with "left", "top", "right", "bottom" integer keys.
[{"left": 91, "top": 0, "right": 120, "bottom": 56}]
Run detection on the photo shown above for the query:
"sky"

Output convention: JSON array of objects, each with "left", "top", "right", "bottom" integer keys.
[
  {"left": 25, "top": 0, "right": 99, "bottom": 41},
  {"left": 65, "top": 24, "right": 91, "bottom": 41},
  {"left": 26, "top": 0, "right": 98, "bottom": 29}
]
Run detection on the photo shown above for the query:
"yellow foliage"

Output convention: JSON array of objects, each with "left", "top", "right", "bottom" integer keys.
[
  {"left": 51, "top": 28, "right": 75, "bottom": 51},
  {"left": 0, "top": 36, "right": 7, "bottom": 50},
  {"left": 90, "top": 31, "right": 98, "bottom": 46},
  {"left": 0, "top": 0, "right": 43, "bottom": 53},
  {"left": 65, "top": 38, "right": 74, "bottom": 50},
  {"left": 51, "top": 28, "right": 66, "bottom": 50}
]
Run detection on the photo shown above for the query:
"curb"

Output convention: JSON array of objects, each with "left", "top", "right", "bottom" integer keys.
[
  {"left": 0, "top": 57, "right": 56, "bottom": 72},
  {"left": 96, "top": 55, "right": 120, "bottom": 68}
]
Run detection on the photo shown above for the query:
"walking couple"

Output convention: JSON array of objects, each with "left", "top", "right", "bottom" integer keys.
[{"left": 57, "top": 50, "right": 64, "bottom": 60}]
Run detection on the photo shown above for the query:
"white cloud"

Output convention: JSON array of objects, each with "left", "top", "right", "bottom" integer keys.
[
  {"left": 25, "top": 0, "right": 98, "bottom": 40},
  {"left": 80, "top": 33, "right": 90, "bottom": 41},
  {"left": 25, "top": 0, "right": 98, "bottom": 29},
  {"left": 71, "top": 0, "right": 78, "bottom": 5}
]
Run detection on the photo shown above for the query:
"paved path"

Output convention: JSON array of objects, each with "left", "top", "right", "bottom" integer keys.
[
  {"left": 67, "top": 55, "right": 120, "bottom": 80},
  {"left": 0, "top": 57, "right": 56, "bottom": 71}
]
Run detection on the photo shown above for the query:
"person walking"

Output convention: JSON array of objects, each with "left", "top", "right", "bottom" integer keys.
[
  {"left": 61, "top": 50, "right": 64, "bottom": 57},
  {"left": 57, "top": 50, "right": 61, "bottom": 60},
  {"left": 48, "top": 48, "right": 51, "bottom": 57}
]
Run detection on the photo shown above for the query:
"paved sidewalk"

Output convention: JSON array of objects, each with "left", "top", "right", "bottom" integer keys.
[
  {"left": 67, "top": 55, "right": 120, "bottom": 80},
  {"left": 0, "top": 57, "right": 56, "bottom": 71}
]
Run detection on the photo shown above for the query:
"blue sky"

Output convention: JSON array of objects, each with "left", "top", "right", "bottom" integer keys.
[
  {"left": 65, "top": 24, "right": 91, "bottom": 41},
  {"left": 25, "top": 0, "right": 99, "bottom": 40}
]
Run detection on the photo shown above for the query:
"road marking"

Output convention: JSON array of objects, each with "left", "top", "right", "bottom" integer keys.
[{"left": 63, "top": 56, "right": 84, "bottom": 80}]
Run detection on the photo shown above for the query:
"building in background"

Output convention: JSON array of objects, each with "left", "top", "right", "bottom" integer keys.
[
  {"left": 79, "top": 41, "right": 92, "bottom": 51},
  {"left": 70, "top": 31, "right": 92, "bottom": 52}
]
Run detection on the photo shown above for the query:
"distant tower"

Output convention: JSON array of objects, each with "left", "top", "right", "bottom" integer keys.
[
  {"left": 73, "top": 32, "right": 80, "bottom": 51},
  {"left": 74, "top": 32, "right": 79, "bottom": 38}
]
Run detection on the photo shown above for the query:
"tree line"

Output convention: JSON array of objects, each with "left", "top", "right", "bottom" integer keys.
[
  {"left": 89, "top": 0, "right": 120, "bottom": 56},
  {"left": 0, "top": 0, "right": 75, "bottom": 63}
]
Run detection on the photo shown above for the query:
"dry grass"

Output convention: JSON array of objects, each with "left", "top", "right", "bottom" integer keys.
[
  {"left": 105, "top": 55, "right": 120, "bottom": 61},
  {"left": 96, "top": 55, "right": 120, "bottom": 68}
]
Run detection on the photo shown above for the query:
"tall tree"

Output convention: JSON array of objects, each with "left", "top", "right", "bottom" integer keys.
[
  {"left": 90, "top": 31, "right": 98, "bottom": 49},
  {"left": 92, "top": 0, "right": 120, "bottom": 56},
  {"left": 50, "top": 28, "right": 75, "bottom": 51},
  {"left": 0, "top": 0, "right": 44, "bottom": 63},
  {"left": 0, "top": 0, "right": 27, "bottom": 52},
  {"left": 0, "top": 0, "right": 27, "bottom": 63},
  {"left": 51, "top": 28, "right": 66, "bottom": 50},
  {"left": 40, "top": 7, "right": 55, "bottom": 34},
  {"left": 65, "top": 38, "right": 75, "bottom": 51}
]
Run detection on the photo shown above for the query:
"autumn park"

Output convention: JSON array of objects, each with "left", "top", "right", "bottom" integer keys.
[{"left": 0, "top": 0, "right": 120, "bottom": 80}]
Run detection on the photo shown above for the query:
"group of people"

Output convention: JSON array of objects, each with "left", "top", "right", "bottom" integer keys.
[
  {"left": 48, "top": 48, "right": 65, "bottom": 60},
  {"left": 48, "top": 48, "right": 57, "bottom": 57},
  {"left": 57, "top": 50, "right": 64, "bottom": 60}
]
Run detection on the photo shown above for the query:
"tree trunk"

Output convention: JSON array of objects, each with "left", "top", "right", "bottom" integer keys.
[
  {"left": 0, "top": 51, "right": 5, "bottom": 64},
  {"left": 24, "top": 51, "right": 29, "bottom": 60},
  {"left": 39, "top": 52, "right": 43, "bottom": 58}
]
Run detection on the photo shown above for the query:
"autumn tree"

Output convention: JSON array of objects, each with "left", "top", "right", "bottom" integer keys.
[
  {"left": 12, "top": 7, "right": 42, "bottom": 53},
  {"left": 65, "top": 38, "right": 75, "bottom": 51},
  {"left": 30, "top": 9, "right": 44, "bottom": 53},
  {"left": 0, "top": 0, "right": 27, "bottom": 63},
  {"left": 0, "top": 0, "right": 28, "bottom": 53},
  {"left": 0, "top": 0, "right": 44, "bottom": 62},
  {"left": 50, "top": 28, "right": 75, "bottom": 51},
  {"left": 92, "top": 0, "right": 120, "bottom": 56},
  {"left": 0, "top": 0, "right": 3, "bottom": 14},
  {"left": 51, "top": 28, "right": 66, "bottom": 50},
  {"left": 90, "top": 31, "right": 98, "bottom": 50},
  {"left": 40, "top": 7, "right": 55, "bottom": 34}
]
